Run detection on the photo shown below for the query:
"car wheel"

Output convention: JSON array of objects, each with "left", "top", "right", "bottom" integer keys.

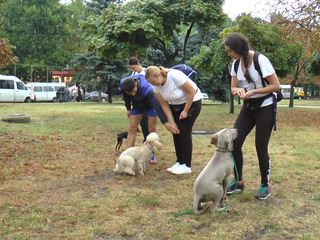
[
  {"left": 24, "top": 97, "right": 31, "bottom": 103},
  {"left": 101, "top": 97, "right": 106, "bottom": 102}
]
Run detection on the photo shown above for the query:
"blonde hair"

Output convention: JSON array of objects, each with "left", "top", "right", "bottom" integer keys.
[{"left": 145, "top": 66, "right": 170, "bottom": 79}]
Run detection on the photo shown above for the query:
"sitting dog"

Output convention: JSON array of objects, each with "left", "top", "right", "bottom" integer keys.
[
  {"left": 193, "top": 128, "right": 238, "bottom": 214},
  {"left": 113, "top": 132, "right": 162, "bottom": 176}
]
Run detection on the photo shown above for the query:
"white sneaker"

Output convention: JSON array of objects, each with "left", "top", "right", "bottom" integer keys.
[
  {"left": 171, "top": 164, "right": 192, "bottom": 175},
  {"left": 167, "top": 162, "right": 181, "bottom": 172}
]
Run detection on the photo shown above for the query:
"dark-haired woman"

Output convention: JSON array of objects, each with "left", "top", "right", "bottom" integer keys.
[
  {"left": 120, "top": 74, "right": 178, "bottom": 160},
  {"left": 126, "top": 57, "right": 154, "bottom": 162},
  {"left": 128, "top": 57, "right": 146, "bottom": 75},
  {"left": 224, "top": 32, "right": 280, "bottom": 200}
]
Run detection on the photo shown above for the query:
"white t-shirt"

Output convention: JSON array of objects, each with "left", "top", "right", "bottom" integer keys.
[
  {"left": 132, "top": 67, "right": 146, "bottom": 76},
  {"left": 153, "top": 69, "right": 202, "bottom": 105},
  {"left": 231, "top": 52, "right": 275, "bottom": 107}
]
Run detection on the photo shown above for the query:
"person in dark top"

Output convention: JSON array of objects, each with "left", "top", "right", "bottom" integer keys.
[
  {"left": 128, "top": 57, "right": 149, "bottom": 151},
  {"left": 120, "top": 74, "right": 178, "bottom": 161}
]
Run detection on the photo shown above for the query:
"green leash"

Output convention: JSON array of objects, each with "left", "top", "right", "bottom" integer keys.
[{"left": 173, "top": 151, "right": 239, "bottom": 217}]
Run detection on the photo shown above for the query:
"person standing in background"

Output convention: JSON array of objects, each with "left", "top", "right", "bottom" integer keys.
[{"left": 127, "top": 57, "right": 157, "bottom": 164}]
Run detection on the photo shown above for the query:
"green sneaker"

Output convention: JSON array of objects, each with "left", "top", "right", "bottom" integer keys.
[
  {"left": 226, "top": 179, "right": 244, "bottom": 195},
  {"left": 255, "top": 185, "right": 271, "bottom": 200}
]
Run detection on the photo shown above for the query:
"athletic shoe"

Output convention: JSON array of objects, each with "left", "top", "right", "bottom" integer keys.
[
  {"left": 167, "top": 162, "right": 181, "bottom": 172},
  {"left": 171, "top": 164, "right": 192, "bottom": 175},
  {"left": 149, "top": 154, "right": 157, "bottom": 164},
  {"left": 226, "top": 179, "right": 245, "bottom": 195},
  {"left": 255, "top": 185, "right": 271, "bottom": 200}
]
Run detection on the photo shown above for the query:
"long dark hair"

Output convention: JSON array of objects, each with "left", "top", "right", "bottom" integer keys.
[
  {"left": 224, "top": 33, "right": 253, "bottom": 83},
  {"left": 128, "top": 57, "right": 141, "bottom": 66}
]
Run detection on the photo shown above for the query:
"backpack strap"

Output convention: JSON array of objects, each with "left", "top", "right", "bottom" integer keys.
[
  {"left": 253, "top": 51, "right": 269, "bottom": 87},
  {"left": 235, "top": 51, "right": 268, "bottom": 88},
  {"left": 234, "top": 59, "right": 240, "bottom": 74}
]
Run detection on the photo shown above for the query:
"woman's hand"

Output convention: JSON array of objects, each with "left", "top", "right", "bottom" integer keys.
[
  {"left": 164, "top": 122, "right": 180, "bottom": 134},
  {"left": 232, "top": 88, "right": 246, "bottom": 98},
  {"left": 242, "top": 90, "right": 254, "bottom": 100},
  {"left": 179, "top": 110, "right": 188, "bottom": 120}
]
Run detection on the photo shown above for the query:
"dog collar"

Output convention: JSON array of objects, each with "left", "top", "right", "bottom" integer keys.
[{"left": 216, "top": 148, "right": 231, "bottom": 152}]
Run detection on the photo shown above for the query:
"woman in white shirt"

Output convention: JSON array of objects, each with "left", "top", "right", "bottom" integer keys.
[
  {"left": 224, "top": 32, "right": 280, "bottom": 200},
  {"left": 145, "top": 66, "right": 202, "bottom": 174}
]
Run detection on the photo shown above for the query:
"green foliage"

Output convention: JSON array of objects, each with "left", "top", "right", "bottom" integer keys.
[
  {"left": 2, "top": 0, "right": 71, "bottom": 64},
  {"left": 71, "top": 53, "right": 126, "bottom": 97},
  {"left": 0, "top": 0, "right": 77, "bottom": 79},
  {"left": 86, "top": 0, "right": 124, "bottom": 15},
  {"left": 308, "top": 54, "right": 320, "bottom": 76},
  {"left": 81, "top": 0, "right": 226, "bottom": 65}
]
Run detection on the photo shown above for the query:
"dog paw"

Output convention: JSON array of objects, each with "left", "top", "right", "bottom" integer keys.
[{"left": 124, "top": 170, "right": 136, "bottom": 176}]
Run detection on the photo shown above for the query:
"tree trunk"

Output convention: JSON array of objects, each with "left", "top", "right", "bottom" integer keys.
[
  {"left": 289, "top": 83, "right": 295, "bottom": 108},
  {"left": 182, "top": 22, "right": 194, "bottom": 63},
  {"left": 303, "top": 84, "right": 308, "bottom": 100},
  {"left": 107, "top": 77, "right": 112, "bottom": 104}
]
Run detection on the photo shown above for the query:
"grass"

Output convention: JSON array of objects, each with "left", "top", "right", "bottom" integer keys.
[{"left": 0, "top": 99, "right": 319, "bottom": 240}]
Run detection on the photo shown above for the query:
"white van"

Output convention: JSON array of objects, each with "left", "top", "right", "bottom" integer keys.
[
  {"left": 26, "top": 82, "right": 65, "bottom": 102},
  {"left": 0, "top": 75, "right": 32, "bottom": 103}
]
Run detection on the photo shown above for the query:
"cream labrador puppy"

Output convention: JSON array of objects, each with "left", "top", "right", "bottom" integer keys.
[
  {"left": 113, "top": 132, "right": 162, "bottom": 176},
  {"left": 193, "top": 128, "right": 238, "bottom": 214}
]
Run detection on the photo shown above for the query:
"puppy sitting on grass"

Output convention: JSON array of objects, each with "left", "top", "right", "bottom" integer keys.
[
  {"left": 193, "top": 128, "right": 238, "bottom": 214},
  {"left": 113, "top": 132, "right": 162, "bottom": 176}
]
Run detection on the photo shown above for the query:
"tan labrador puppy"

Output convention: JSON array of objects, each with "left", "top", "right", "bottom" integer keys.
[{"left": 193, "top": 128, "right": 238, "bottom": 214}]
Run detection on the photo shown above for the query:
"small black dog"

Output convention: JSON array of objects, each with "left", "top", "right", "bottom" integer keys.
[
  {"left": 115, "top": 128, "right": 142, "bottom": 152},
  {"left": 115, "top": 132, "right": 128, "bottom": 152}
]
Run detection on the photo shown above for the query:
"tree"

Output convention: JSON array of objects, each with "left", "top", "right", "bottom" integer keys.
[
  {"left": 71, "top": 53, "right": 126, "bottom": 103},
  {"left": 81, "top": 0, "right": 226, "bottom": 66},
  {"left": 86, "top": 0, "right": 124, "bottom": 15},
  {"left": 0, "top": 38, "right": 18, "bottom": 68},
  {"left": 273, "top": 0, "right": 320, "bottom": 103},
  {"left": 1, "top": 0, "right": 73, "bottom": 80}
]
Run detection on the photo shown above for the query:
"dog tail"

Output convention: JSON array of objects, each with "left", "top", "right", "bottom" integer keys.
[{"left": 193, "top": 197, "right": 211, "bottom": 215}]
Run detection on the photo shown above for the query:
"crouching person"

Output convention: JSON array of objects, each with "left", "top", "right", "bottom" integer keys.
[{"left": 120, "top": 74, "right": 178, "bottom": 164}]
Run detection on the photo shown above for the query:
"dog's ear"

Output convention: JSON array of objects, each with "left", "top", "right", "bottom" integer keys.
[
  {"left": 152, "top": 140, "right": 162, "bottom": 151},
  {"left": 210, "top": 132, "right": 219, "bottom": 146},
  {"left": 225, "top": 130, "right": 235, "bottom": 151}
]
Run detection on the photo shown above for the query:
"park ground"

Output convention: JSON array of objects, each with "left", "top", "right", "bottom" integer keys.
[{"left": 0, "top": 99, "right": 319, "bottom": 239}]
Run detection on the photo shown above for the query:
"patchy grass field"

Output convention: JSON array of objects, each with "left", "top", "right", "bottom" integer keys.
[{"left": 0, "top": 100, "right": 319, "bottom": 240}]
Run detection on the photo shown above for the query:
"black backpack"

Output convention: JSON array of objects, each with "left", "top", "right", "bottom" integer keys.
[
  {"left": 172, "top": 64, "right": 197, "bottom": 80},
  {"left": 234, "top": 51, "right": 283, "bottom": 102}
]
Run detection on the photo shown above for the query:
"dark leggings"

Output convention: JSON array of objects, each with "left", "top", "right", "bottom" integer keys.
[
  {"left": 140, "top": 111, "right": 149, "bottom": 142},
  {"left": 171, "top": 100, "right": 202, "bottom": 167},
  {"left": 233, "top": 104, "right": 274, "bottom": 187}
]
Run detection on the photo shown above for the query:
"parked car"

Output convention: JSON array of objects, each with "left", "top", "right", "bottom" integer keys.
[
  {"left": 201, "top": 93, "right": 209, "bottom": 100},
  {"left": 88, "top": 91, "right": 108, "bottom": 102}
]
